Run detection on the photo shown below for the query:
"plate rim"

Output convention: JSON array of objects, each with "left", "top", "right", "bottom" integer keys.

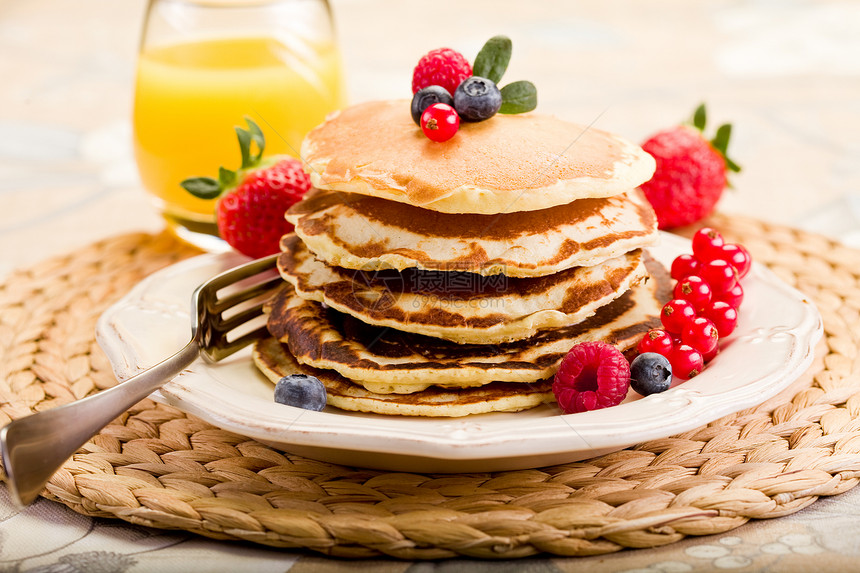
[{"left": 95, "top": 232, "right": 824, "bottom": 467}]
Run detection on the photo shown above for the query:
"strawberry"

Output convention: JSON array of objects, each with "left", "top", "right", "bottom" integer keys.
[
  {"left": 181, "top": 118, "right": 310, "bottom": 258},
  {"left": 639, "top": 104, "right": 741, "bottom": 229}
]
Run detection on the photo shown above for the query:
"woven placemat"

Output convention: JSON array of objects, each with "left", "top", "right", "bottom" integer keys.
[{"left": 2, "top": 215, "right": 860, "bottom": 559}]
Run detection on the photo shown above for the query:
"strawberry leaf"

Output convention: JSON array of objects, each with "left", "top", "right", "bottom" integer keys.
[
  {"left": 219, "top": 167, "right": 236, "bottom": 188},
  {"left": 181, "top": 177, "right": 221, "bottom": 199},
  {"left": 725, "top": 156, "right": 742, "bottom": 173},
  {"left": 244, "top": 117, "right": 265, "bottom": 164},
  {"left": 711, "top": 123, "right": 741, "bottom": 173},
  {"left": 473, "top": 35, "right": 512, "bottom": 84},
  {"left": 711, "top": 123, "right": 731, "bottom": 153},
  {"left": 235, "top": 126, "right": 253, "bottom": 169},
  {"left": 692, "top": 103, "right": 707, "bottom": 131},
  {"left": 180, "top": 117, "right": 268, "bottom": 201},
  {"left": 499, "top": 81, "right": 537, "bottom": 114}
]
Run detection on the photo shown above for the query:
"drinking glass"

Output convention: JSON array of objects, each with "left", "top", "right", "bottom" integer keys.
[{"left": 133, "top": 0, "right": 346, "bottom": 250}]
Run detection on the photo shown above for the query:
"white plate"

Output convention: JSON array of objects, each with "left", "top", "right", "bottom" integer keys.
[{"left": 96, "top": 233, "right": 823, "bottom": 473}]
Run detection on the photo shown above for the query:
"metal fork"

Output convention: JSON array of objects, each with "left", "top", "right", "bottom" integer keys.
[{"left": 0, "top": 253, "right": 281, "bottom": 507}]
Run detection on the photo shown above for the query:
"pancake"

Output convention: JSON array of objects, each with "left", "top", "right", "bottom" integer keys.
[
  {"left": 278, "top": 234, "right": 647, "bottom": 344},
  {"left": 264, "top": 254, "right": 671, "bottom": 394},
  {"left": 301, "top": 100, "right": 656, "bottom": 214},
  {"left": 287, "top": 188, "right": 658, "bottom": 277},
  {"left": 253, "top": 337, "right": 555, "bottom": 417}
]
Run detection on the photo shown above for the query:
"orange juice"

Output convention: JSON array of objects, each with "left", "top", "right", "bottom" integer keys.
[{"left": 133, "top": 36, "right": 345, "bottom": 232}]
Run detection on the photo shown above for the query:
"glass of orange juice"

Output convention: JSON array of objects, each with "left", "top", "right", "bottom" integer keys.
[{"left": 133, "top": 0, "right": 346, "bottom": 250}]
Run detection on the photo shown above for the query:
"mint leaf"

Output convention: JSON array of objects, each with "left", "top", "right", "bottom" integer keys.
[
  {"left": 499, "top": 81, "right": 537, "bottom": 114},
  {"left": 473, "top": 35, "right": 512, "bottom": 84},
  {"left": 244, "top": 117, "right": 265, "bottom": 164},
  {"left": 692, "top": 103, "right": 707, "bottom": 131},
  {"left": 181, "top": 177, "right": 221, "bottom": 199}
]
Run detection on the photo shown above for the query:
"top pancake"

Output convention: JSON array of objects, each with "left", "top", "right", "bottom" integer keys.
[{"left": 301, "top": 100, "right": 656, "bottom": 214}]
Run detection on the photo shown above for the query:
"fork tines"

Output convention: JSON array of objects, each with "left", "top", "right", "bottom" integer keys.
[{"left": 194, "top": 253, "right": 282, "bottom": 362}]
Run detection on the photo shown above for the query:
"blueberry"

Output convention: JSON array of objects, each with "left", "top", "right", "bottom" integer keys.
[
  {"left": 274, "top": 374, "right": 327, "bottom": 411},
  {"left": 453, "top": 76, "right": 502, "bottom": 122},
  {"left": 629, "top": 353, "right": 673, "bottom": 396},
  {"left": 411, "top": 86, "right": 454, "bottom": 126}
]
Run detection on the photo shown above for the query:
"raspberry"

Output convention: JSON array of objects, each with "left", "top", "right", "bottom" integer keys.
[
  {"left": 552, "top": 341, "right": 630, "bottom": 414},
  {"left": 412, "top": 48, "right": 472, "bottom": 97}
]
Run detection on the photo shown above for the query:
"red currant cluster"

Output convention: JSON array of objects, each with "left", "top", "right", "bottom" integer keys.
[{"left": 638, "top": 227, "right": 752, "bottom": 379}]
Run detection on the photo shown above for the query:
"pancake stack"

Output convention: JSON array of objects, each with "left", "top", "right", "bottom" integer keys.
[{"left": 253, "top": 100, "right": 671, "bottom": 417}]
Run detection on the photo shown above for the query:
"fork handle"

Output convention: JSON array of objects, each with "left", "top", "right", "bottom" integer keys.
[{"left": 1, "top": 339, "right": 200, "bottom": 507}]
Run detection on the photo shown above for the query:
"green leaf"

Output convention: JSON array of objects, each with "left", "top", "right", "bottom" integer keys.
[
  {"left": 711, "top": 123, "right": 731, "bottom": 154},
  {"left": 710, "top": 123, "right": 742, "bottom": 173},
  {"left": 725, "top": 157, "right": 742, "bottom": 173},
  {"left": 499, "top": 81, "right": 537, "bottom": 114},
  {"left": 244, "top": 117, "right": 265, "bottom": 164},
  {"left": 692, "top": 103, "right": 707, "bottom": 131},
  {"left": 235, "top": 126, "right": 253, "bottom": 169},
  {"left": 180, "top": 177, "right": 222, "bottom": 199},
  {"left": 219, "top": 167, "right": 236, "bottom": 188},
  {"left": 473, "top": 35, "right": 512, "bottom": 84}
]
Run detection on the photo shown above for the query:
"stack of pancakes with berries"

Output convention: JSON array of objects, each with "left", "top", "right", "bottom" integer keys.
[
  {"left": 252, "top": 97, "right": 673, "bottom": 417},
  {"left": 252, "top": 36, "right": 669, "bottom": 416}
]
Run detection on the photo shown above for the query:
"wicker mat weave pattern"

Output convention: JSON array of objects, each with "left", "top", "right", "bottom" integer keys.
[{"left": 1, "top": 215, "right": 860, "bottom": 559}]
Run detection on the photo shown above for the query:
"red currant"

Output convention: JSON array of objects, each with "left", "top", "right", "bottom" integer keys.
[
  {"left": 702, "top": 300, "right": 739, "bottom": 337},
  {"left": 702, "top": 343, "right": 720, "bottom": 363},
  {"left": 691, "top": 227, "right": 725, "bottom": 262},
  {"left": 673, "top": 275, "right": 713, "bottom": 312},
  {"left": 719, "top": 243, "right": 752, "bottom": 279},
  {"left": 681, "top": 316, "right": 719, "bottom": 356},
  {"left": 421, "top": 103, "right": 460, "bottom": 142},
  {"left": 669, "top": 344, "right": 704, "bottom": 380},
  {"left": 670, "top": 254, "right": 701, "bottom": 281},
  {"left": 700, "top": 259, "right": 738, "bottom": 294},
  {"left": 715, "top": 281, "right": 744, "bottom": 309},
  {"left": 660, "top": 299, "right": 697, "bottom": 334},
  {"left": 637, "top": 328, "right": 674, "bottom": 357}
]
